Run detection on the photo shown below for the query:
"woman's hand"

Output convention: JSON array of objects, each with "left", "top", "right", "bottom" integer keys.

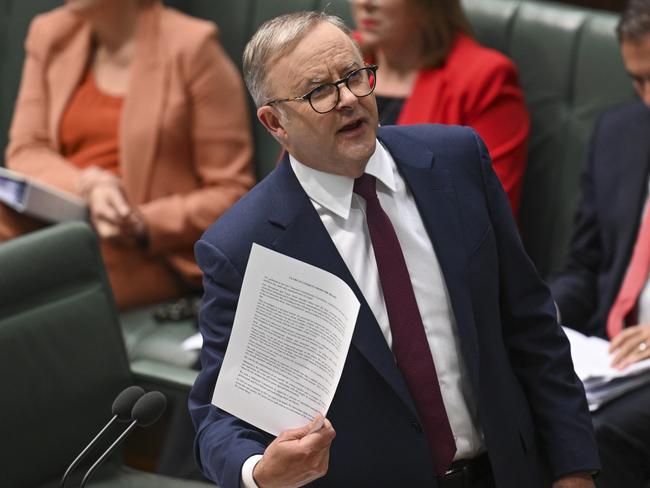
[
  {"left": 87, "top": 181, "right": 130, "bottom": 240},
  {"left": 609, "top": 324, "right": 650, "bottom": 370},
  {"left": 79, "top": 167, "right": 147, "bottom": 246}
]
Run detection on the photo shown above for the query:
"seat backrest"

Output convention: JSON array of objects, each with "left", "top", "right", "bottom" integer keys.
[
  {"left": 0, "top": 222, "right": 132, "bottom": 488},
  {"left": 463, "top": 0, "right": 637, "bottom": 276},
  {"left": 1, "top": 0, "right": 638, "bottom": 276},
  {"left": 1, "top": 0, "right": 61, "bottom": 166},
  {"left": 181, "top": 0, "right": 636, "bottom": 276},
  {"left": 0, "top": 0, "right": 14, "bottom": 165},
  {"left": 184, "top": 0, "right": 354, "bottom": 179}
]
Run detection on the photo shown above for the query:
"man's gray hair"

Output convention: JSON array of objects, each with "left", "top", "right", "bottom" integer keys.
[
  {"left": 618, "top": 0, "right": 650, "bottom": 41},
  {"left": 243, "top": 11, "right": 351, "bottom": 108}
]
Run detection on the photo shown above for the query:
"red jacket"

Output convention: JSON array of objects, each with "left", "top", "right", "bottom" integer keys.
[{"left": 368, "top": 34, "right": 530, "bottom": 218}]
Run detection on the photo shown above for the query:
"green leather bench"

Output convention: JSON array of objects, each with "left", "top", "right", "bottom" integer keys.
[
  {"left": 463, "top": 0, "right": 636, "bottom": 277},
  {"left": 164, "top": 0, "right": 637, "bottom": 278},
  {"left": 0, "top": 0, "right": 639, "bottom": 393},
  {"left": 168, "top": 0, "right": 638, "bottom": 279},
  {"left": 0, "top": 221, "right": 212, "bottom": 487}
]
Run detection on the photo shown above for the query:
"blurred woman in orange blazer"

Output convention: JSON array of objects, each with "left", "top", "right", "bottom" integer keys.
[
  {"left": 351, "top": 0, "right": 529, "bottom": 218},
  {"left": 2, "top": 0, "right": 255, "bottom": 309}
]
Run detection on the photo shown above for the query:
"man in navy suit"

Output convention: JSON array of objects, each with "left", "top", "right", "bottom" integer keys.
[
  {"left": 551, "top": 1, "right": 650, "bottom": 486},
  {"left": 190, "top": 11, "right": 599, "bottom": 488}
]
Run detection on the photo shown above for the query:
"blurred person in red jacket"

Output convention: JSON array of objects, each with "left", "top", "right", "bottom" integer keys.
[{"left": 350, "top": 0, "right": 529, "bottom": 218}]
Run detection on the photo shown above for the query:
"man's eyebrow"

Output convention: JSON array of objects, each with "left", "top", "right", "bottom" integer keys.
[
  {"left": 343, "top": 61, "right": 362, "bottom": 73},
  {"left": 302, "top": 61, "right": 364, "bottom": 87}
]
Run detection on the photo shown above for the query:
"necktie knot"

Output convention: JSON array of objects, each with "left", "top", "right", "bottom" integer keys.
[{"left": 353, "top": 173, "right": 378, "bottom": 202}]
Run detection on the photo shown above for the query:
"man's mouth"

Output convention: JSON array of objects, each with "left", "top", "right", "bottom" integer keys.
[{"left": 338, "top": 119, "right": 364, "bottom": 133}]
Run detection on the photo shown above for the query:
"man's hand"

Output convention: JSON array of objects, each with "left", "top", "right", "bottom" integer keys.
[
  {"left": 253, "top": 414, "right": 335, "bottom": 488},
  {"left": 609, "top": 323, "right": 650, "bottom": 370},
  {"left": 552, "top": 473, "right": 595, "bottom": 487}
]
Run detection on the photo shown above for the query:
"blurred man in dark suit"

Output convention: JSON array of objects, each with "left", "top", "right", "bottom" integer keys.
[{"left": 551, "top": 1, "right": 650, "bottom": 486}]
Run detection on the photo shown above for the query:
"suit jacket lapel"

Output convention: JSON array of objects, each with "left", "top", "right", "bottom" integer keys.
[
  {"left": 120, "top": 2, "right": 167, "bottom": 204},
  {"left": 617, "top": 112, "right": 650, "bottom": 260},
  {"left": 47, "top": 17, "right": 91, "bottom": 149},
  {"left": 378, "top": 128, "right": 480, "bottom": 389},
  {"left": 268, "top": 159, "right": 418, "bottom": 417}
]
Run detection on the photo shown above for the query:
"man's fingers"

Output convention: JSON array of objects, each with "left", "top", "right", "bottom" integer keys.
[
  {"left": 277, "top": 423, "right": 314, "bottom": 441},
  {"left": 306, "top": 413, "right": 325, "bottom": 434},
  {"left": 254, "top": 416, "right": 334, "bottom": 488},
  {"left": 301, "top": 421, "right": 336, "bottom": 451},
  {"left": 609, "top": 326, "right": 640, "bottom": 351},
  {"left": 611, "top": 338, "right": 643, "bottom": 368},
  {"left": 277, "top": 413, "right": 327, "bottom": 441}
]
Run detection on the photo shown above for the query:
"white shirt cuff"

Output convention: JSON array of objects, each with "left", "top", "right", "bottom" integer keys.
[{"left": 241, "top": 454, "right": 264, "bottom": 488}]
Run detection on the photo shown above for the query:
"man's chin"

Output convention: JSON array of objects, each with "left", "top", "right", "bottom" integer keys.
[{"left": 346, "top": 137, "right": 376, "bottom": 161}]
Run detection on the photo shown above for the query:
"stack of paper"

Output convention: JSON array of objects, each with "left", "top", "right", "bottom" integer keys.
[
  {"left": 0, "top": 167, "right": 88, "bottom": 223},
  {"left": 563, "top": 327, "right": 650, "bottom": 411}
]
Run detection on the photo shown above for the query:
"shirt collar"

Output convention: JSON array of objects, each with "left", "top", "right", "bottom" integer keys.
[{"left": 289, "top": 140, "right": 397, "bottom": 220}]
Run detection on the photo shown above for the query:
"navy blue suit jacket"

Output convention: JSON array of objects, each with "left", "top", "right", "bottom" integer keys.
[
  {"left": 551, "top": 102, "right": 650, "bottom": 338},
  {"left": 190, "top": 124, "right": 599, "bottom": 488}
]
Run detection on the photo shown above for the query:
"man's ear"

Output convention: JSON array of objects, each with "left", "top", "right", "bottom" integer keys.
[{"left": 257, "top": 106, "right": 287, "bottom": 143}]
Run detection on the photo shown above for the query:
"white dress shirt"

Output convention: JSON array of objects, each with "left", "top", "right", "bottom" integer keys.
[{"left": 241, "top": 141, "right": 484, "bottom": 487}]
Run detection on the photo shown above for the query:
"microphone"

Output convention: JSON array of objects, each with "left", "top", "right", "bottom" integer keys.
[
  {"left": 80, "top": 391, "right": 167, "bottom": 488},
  {"left": 60, "top": 385, "right": 145, "bottom": 488}
]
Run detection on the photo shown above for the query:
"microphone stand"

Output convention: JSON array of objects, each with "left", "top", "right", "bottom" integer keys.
[
  {"left": 60, "top": 415, "right": 119, "bottom": 488},
  {"left": 80, "top": 420, "right": 139, "bottom": 488}
]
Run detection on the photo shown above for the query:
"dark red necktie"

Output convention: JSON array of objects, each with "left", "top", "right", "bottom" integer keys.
[{"left": 354, "top": 173, "right": 456, "bottom": 475}]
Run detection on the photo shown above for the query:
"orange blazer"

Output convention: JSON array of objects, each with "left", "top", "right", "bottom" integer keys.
[{"left": 6, "top": 3, "right": 255, "bottom": 285}]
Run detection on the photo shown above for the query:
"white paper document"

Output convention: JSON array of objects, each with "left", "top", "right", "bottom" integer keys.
[
  {"left": 213, "top": 244, "right": 360, "bottom": 436},
  {"left": 182, "top": 332, "right": 202, "bottom": 351},
  {"left": 0, "top": 167, "right": 88, "bottom": 223},
  {"left": 563, "top": 327, "right": 650, "bottom": 411}
]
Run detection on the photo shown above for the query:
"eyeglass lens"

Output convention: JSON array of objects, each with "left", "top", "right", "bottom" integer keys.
[{"left": 309, "top": 67, "right": 377, "bottom": 113}]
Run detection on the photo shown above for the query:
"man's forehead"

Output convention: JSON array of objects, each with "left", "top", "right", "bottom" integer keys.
[
  {"left": 271, "top": 24, "right": 362, "bottom": 89},
  {"left": 290, "top": 24, "right": 358, "bottom": 64}
]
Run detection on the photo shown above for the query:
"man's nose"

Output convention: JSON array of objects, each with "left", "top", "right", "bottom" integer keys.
[{"left": 337, "top": 84, "right": 359, "bottom": 110}]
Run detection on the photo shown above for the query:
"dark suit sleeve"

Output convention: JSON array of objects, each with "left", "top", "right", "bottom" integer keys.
[
  {"left": 189, "top": 239, "right": 271, "bottom": 488},
  {"left": 472, "top": 130, "right": 600, "bottom": 479},
  {"left": 549, "top": 117, "right": 604, "bottom": 333}
]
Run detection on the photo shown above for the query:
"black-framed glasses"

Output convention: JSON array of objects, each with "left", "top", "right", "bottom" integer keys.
[{"left": 266, "top": 64, "right": 378, "bottom": 114}]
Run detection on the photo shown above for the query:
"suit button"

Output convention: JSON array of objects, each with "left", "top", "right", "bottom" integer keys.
[{"left": 411, "top": 421, "right": 423, "bottom": 433}]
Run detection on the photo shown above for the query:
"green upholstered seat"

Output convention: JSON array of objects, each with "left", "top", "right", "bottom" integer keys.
[
  {"left": 0, "top": 1, "right": 10, "bottom": 162},
  {"left": 176, "top": 0, "right": 636, "bottom": 277},
  {"left": 1, "top": 0, "right": 62, "bottom": 166},
  {"left": 120, "top": 305, "right": 199, "bottom": 370},
  {"left": 462, "top": 0, "right": 637, "bottom": 276},
  {"left": 0, "top": 222, "right": 211, "bottom": 487}
]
